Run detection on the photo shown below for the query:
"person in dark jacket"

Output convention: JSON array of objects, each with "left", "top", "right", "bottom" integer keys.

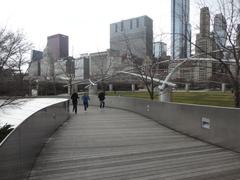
[
  {"left": 71, "top": 92, "right": 79, "bottom": 114},
  {"left": 81, "top": 93, "right": 90, "bottom": 111},
  {"left": 98, "top": 91, "right": 105, "bottom": 108}
]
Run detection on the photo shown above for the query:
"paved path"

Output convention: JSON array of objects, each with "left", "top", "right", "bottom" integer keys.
[{"left": 29, "top": 106, "right": 240, "bottom": 180}]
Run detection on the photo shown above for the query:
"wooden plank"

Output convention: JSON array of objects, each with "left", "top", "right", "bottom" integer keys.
[{"left": 29, "top": 107, "right": 240, "bottom": 180}]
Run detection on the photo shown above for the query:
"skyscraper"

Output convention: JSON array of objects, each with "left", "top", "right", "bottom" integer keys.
[
  {"left": 211, "top": 14, "right": 227, "bottom": 59},
  {"left": 29, "top": 50, "right": 43, "bottom": 77},
  {"left": 171, "top": 0, "right": 191, "bottom": 60},
  {"left": 110, "top": 15, "right": 153, "bottom": 59},
  {"left": 153, "top": 41, "right": 167, "bottom": 59},
  {"left": 213, "top": 14, "right": 227, "bottom": 47},
  {"left": 200, "top": 7, "right": 210, "bottom": 37},
  {"left": 31, "top": 50, "right": 43, "bottom": 62},
  {"left": 195, "top": 7, "right": 213, "bottom": 58},
  {"left": 47, "top": 34, "right": 69, "bottom": 61}
]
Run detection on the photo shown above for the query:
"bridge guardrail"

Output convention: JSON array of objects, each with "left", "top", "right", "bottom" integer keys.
[
  {"left": 0, "top": 98, "right": 69, "bottom": 180},
  {"left": 90, "top": 95, "right": 240, "bottom": 153}
]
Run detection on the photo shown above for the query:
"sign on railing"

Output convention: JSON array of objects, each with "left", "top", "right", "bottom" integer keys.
[{"left": 201, "top": 117, "right": 210, "bottom": 129}]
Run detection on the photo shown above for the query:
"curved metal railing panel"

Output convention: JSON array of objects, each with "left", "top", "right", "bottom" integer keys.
[
  {"left": 0, "top": 98, "right": 69, "bottom": 180},
  {"left": 89, "top": 95, "right": 240, "bottom": 152}
]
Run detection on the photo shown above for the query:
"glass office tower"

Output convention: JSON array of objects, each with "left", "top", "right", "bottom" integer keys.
[
  {"left": 153, "top": 41, "right": 167, "bottom": 59},
  {"left": 213, "top": 14, "right": 227, "bottom": 47},
  {"left": 171, "top": 0, "right": 191, "bottom": 60}
]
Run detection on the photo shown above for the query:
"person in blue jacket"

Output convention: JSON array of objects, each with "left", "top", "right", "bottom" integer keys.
[{"left": 81, "top": 93, "right": 90, "bottom": 111}]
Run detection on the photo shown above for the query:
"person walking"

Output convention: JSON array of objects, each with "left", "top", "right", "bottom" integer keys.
[
  {"left": 98, "top": 91, "right": 105, "bottom": 108},
  {"left": 81, "top": 93, "right": 90, "bottom": 111},
  {"left": 71, "top": 92, "right": 79, "bottom": 114}
]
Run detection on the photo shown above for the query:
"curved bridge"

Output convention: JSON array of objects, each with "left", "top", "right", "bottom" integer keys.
[
  {"left": 1, "top": 97, "right": 240, "bottom": 180},
  {"left": 29, "top": 106, "right": 240, "bottom": 179}
]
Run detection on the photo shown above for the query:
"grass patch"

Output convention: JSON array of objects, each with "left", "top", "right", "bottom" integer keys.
[
  {"left": 107, "top": 91, "right": 158, "bottom": 99},
  {"left": 106, "top": 91, "right": 235, "bottom": 107},
  {"left": 172, "top": 91, "right": 234, "bottom": 107}
]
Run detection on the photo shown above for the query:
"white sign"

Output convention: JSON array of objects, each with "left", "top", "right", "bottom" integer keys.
[{"left": 201, "top": 117, "right": 210, "bottom": 129}]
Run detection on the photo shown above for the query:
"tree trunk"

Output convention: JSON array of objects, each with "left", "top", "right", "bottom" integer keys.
[
  {"left": 233, "top": 74, "right": 240, "bottom": 107},
  {"left": 234, "top": 88, "right": 240, "bottom": 108},
  {"left": 52, "top": 77, "right": 57, "bottom": 95},
  {"left": 29, "top": 79, "right": 32, "bottom": 96},
  {"left": 147, "top": 82, "right": 154, "bottom": 100},
  {"left": 151, "top": 85, "right": 154, "bottom": 100},
  {"left": 19, "top": 75, "right": 24, "bottom": 96},
  {"left": 69, "top": 79, "right": 72, "bottom": 95},
  {"left": 150, "top": 92, "right": 154, "bottom": 100}
]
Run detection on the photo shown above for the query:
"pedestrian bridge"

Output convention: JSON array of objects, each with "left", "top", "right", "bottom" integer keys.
[
  {"left": 30, "top": 107, "right": 240, "bottom": 180},
  {"left": 1, "top": 97, "right": 240, "bottom": 179}
]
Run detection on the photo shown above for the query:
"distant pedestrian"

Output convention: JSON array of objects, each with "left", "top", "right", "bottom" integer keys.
[
  {"left": 81, "top": 93, "right": 90, "bottom": 111},
  {"left": 71, "top": 92, "right": 79, "bottom": 114},
  {"left": 98, "top": 91, "right": 105, "bottom": 108}
]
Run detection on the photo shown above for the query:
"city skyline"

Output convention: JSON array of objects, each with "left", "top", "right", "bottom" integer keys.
[
  {"left": 0, "top": 0, "right": 202, "bottom": 56},
  {"left": 1, "top": 0, "right": 217, "bottom": 57}
]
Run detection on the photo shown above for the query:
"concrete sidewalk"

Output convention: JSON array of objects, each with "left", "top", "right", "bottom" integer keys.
[{"left": 29, "top": 106, "right": 240, "bottom": 180}]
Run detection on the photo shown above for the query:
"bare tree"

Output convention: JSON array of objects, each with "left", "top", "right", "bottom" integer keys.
[
  {"left": 124, "top": 55, "right": 159, "bottom": 99},
  {"left": 0, "top": 28, "right": 32, "bottom": 73},
  {"left": 55, "top": 57, "right": 75, "bottom": 94},
  {"left": 40, "top": 46, "right": 57, "bottom": 95},
  {"left": 0, "top": 98, "right": 19, "bottom": 108},
  {"left": 172, "top": 0, "right": 240, "bottom": 107},
  {"left": 194, "top": 0, "right": 240, "bottom": 107},
  {"left": 0, "top": 27, "right": 32, "bottom": 140},
  {"left": 89, "top": 50, "right": 113, "bottom": 91},
  {"left": 121, "top": 32, "right": 170, "bottom": 100},
  {"left": 0, "top": 27, "right": 32, "bottom": 107}
]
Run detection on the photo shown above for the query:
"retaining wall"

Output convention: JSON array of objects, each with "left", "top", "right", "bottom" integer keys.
[{"left": 90, "top": 95, "right": 240, "bottom": 152}]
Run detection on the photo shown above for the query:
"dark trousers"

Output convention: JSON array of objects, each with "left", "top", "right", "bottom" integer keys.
[
  {"left": 72, "top": 102, "right": 78, "bottom": 114},
  {"left": 83, "top": 102, "right": 88, "bottom": 111},
  {"left": 100, "top": 100, "right": 105, "bottom": 108}
]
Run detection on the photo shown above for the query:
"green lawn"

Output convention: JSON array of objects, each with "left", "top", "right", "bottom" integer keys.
[
  {"left": 107, "top": 91, "right": 153, "bottom": 99},
  {"left": 172, "top": 91, "right": 234, "bottom": 107},
  {"left": 106, "top": 91, "right": 235, "bottom": 107}
]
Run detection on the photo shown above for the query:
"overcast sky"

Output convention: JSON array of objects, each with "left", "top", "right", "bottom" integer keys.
[{"left": 1, "top": 0, "right": 204, "bottom": 57}]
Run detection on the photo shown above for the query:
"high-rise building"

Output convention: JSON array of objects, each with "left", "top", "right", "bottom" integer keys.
[
  {"left": 47, "top": 34, "right": 69, "bottom": 61},
  {"left": 110, "top": 15, "right": 153, "bottom": 59},
  {"left": 171, "top": 0, "right": 191, "bottom": 59},
  {"left": 213, "top": 14, "right": 227, "bottom": 47},
  {"left": 153, "top": 41, "right": 167, "bottom": 59},
  {"left": 223, "top": 24, "right": 240, "bottom": 59},
  {"left": 195, "top": 7, "right": 213, "bottom": 58},
  {"left": 31, "top": 50, "right": 43, "bottom": 62},
  {"left": 74, "top": 55, "right": 90, "bottom": 80},
  {"left": 200, "top": 7, "right": 210, "bottom": 37},
  {"left": 29, "top": 50, "right": 43, "bottom": 76},
  {"left": 54, "top": 57, "right": 75, "bottom": 79},
  {"left": 237, "top": 24, "right": 240, "bottom": 47}
]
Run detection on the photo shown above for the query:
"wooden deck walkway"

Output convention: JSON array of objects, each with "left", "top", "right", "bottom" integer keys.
[{"left": 29, "top": 107, "right": 240, "bottom": 180}]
